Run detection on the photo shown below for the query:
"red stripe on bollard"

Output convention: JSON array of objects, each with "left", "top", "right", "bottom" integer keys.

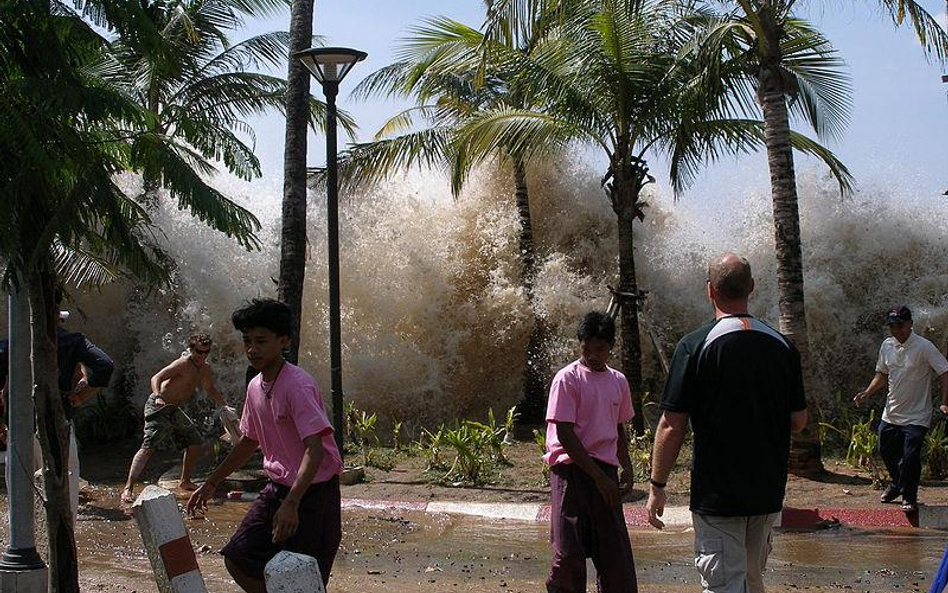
[{"left": 159, "top": 535, "right": 200, "bottom": 579}]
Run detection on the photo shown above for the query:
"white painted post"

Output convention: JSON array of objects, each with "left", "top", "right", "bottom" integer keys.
[
  {"left": 264, "top": 551, "right": 325, "bottom": 593},
  {"left": 132, "top": 486, "right": 208, "bottom": 593}
]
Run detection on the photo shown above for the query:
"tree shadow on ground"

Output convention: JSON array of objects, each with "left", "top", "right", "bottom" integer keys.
[{"left": 804, "top": 470, "right": 872, "bottom": 486}]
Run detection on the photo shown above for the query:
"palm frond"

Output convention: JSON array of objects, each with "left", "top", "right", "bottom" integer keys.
[{"left": 874, "top": 0, "right": 948, "bottom": 62}]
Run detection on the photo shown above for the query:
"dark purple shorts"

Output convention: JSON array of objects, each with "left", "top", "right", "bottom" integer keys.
[{"left": 221, "top": 477, "right": 341, "bottom": 584}]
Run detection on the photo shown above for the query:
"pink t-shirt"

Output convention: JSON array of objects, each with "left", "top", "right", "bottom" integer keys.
[
  {"left": 240, "top": 362, "right": 343, "bottom": 486},
  {"left": 544, "top": 360, "right": 634, "bottom": 467}
]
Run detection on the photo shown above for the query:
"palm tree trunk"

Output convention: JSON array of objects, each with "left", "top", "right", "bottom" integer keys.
[
  {"left": 140, "top": 85, "right": 161, "bottom": 210},
  {"left": 26, "top": 263, "right": 79, "bottom": 593},
  {"left": 513, "top": 157, "right": 548, "bottom": 424},
  {"left": 278, "top": 0, "right": 315, "bottom": 364},
  {"left": 758, "top": 64, "right": 824, "bottom": 475},
  {"left": 611, "top": 165, "right": 646, "bottom": 435}
]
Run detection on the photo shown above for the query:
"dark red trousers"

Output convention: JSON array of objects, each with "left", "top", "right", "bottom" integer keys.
[{"left": 547, "top": 461, "right": 638, "bottom": 593}]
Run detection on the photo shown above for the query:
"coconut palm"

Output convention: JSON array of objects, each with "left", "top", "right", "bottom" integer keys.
[
  {"left": 100, "top": 0, "right": 347, "bottom": 249},
  {"left": 333, "top": 10, "right": 564, "bottom": 422},
  {"left": 2, "top": 1, "right": 307, "bottom": 587},
  {"left": 465, "top": 0, "right": 853, "bottom": 434},
  {"left": 692, "top": 0, "right": 948, "bottom": 473},
  {"left": 2, "top": 4, "right": 168, "bottom": 590},
  {"left": 280, "top": 0, "right": 316, "bottom": 363}
]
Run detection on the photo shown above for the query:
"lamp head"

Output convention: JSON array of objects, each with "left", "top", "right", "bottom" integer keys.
[{"left": 294, "top": 47, "right": 368, "bottom": 85}]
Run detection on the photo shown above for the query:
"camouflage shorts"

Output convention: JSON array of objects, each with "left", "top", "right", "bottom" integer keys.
[{"left": 141, "top": 394, "right": 202, "bottom": 451}]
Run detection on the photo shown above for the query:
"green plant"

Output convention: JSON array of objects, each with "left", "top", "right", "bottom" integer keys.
[
  {"left": 822, "top": 409, "right": 885, "bottom": 488},
  {"left": 533, "top": 428, "right": 550, "bottom": 484},
  {"left": 628, "top": 428, "right": 653, "bottom": 484},
  {"left": 392, "top": 419, "right": 405, "bottom": 452},
  {"left": 926, "top": 419, "right": 948, "bottom": 479},
  {"left": 502, "top": 406, "right": 519, "bottom": 443},
  {"left": 352, "top": 410, "right": 379, "bottom": 468},
  {"left": 441, "top": 421, "right": 495, "bottom": 485},
  {"left": 419, "top": 425, "right": 446, "bottom": 470},
  {"left": 478, "top": 408, "right": 510, "bottom": 464}
]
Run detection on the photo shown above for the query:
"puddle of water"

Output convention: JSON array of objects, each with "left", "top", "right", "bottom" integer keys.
[{"left": 1, "top": 492, "right": 945, "bottom": 592}]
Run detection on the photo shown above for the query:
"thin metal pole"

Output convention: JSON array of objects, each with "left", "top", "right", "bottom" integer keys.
[
  {"left": 324, "top": 81, "right": 345, "bottom": 457},
  {"left": 1, "top": 290, "right": 45, "bottom": 570}
]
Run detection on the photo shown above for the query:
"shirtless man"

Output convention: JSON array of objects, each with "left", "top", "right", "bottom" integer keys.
[{"left": 121, "top": 332, "right": 227, "bottom": 503}]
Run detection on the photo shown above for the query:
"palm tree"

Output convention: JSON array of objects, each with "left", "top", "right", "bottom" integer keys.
[
  {"left": 2, "top": 1, "right": 295, "bottom": 587},
  {"left": 280, "top": 0, "right": 315, "bottom": 363},
  {"left": 697, "top": 0, "right": 948, "bottom": 473},
  {"left": 2, "top": 4, "right": 168, "bottom": 590},
  {"left": 466, "top": 0, "right": 853, "bottom": 434},
  {"left": 101, "top": 0, "right": 356, "bottom": 362},
  {"left": 100, "top": 0, "right": 296, "bottom": 246},
  {"left": 333, "top": 10, "right": 564, "bottom": 422}
]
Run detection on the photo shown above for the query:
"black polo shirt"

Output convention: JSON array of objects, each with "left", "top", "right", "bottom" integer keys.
[{"left": 661, "top": 314, "right": 806, "bottom": 516}]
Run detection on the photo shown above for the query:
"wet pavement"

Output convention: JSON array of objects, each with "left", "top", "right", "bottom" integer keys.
[{"left": 2, "top": 491, "right": 947, "bottom": 592}]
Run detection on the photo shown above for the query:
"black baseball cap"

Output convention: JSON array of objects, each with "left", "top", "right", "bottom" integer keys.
[{"left": 886, "top": 306, "right": 912, "bottom": 325}]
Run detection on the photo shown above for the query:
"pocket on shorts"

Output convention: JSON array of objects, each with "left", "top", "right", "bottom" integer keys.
[{"left": 694, "top": 537, "right": 725, "bottom": 590}]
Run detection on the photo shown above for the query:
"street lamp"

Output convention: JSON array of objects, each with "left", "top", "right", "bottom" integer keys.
[{"left": 294, "top": 47, "right": 367, "bottom": 456}]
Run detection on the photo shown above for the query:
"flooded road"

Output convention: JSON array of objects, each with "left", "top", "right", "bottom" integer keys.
[{"left": 3, "top": 492, "right": 945, "bottom": 592}]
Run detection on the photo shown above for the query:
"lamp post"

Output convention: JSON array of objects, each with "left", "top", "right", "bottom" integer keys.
[
  {"left": 0, "top": 288, "right": 47, "bottom": 593},
  {"left": 294, "top": 47, "right": 367, "bottom": 455}
]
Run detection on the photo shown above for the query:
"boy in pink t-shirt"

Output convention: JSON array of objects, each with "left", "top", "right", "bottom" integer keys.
[
  {"left": 187, "top": 299, "right": 343, "bottom": 593},
  {"left": 544, "top": 311, "right": 638, "bottom": 593}
]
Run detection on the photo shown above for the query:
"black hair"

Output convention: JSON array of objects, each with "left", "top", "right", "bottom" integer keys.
[
  {"left": 231, "top": 298, "right": 293, "bottom": 337},
  {"left": 576, "top": 311, "right": 616, "bottom": 344}
]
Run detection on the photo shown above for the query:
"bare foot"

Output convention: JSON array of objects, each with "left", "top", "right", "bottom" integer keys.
[
  {"left": 179, "top": 481, "right": 199, "bottom": 492},
  {"left": 120, "top": 487, "right": 135, "bottom": 504}
]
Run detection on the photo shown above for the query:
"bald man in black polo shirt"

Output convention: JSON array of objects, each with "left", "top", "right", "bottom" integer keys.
[{"left": 645, "top": 253, "right": 808, "bottom": 593}]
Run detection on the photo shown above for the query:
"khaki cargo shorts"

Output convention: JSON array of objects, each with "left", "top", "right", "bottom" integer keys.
[{"left": 141, "top": 393, "right": 202, "bottom": 451}]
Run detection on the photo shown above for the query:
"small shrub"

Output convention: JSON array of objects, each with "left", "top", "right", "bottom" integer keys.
[
  {"left": 352, "top": 410, "right": 379, "bottom": 468},
  {"left": 926, "top": 419, "right": 948, "bottom": 479},
  {"left": 441, "top": 421, "right": 495, "bottom": 485},
  {"left": 533, "top": 428, "right": 550, "bottom": 484},
  {"left": 822, "top": 409, "right": 886, "bottom": 488},
  {"left": 419, "top": 425, "right": 446, "bottom": 471},
  {"left": 628, "top": 427, "right": 653, "bottom": 484},
  {"left": 392, "top": 419, "right": 405, "bottom": 452}
]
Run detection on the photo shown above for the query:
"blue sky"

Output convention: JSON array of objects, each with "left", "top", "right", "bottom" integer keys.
[{"left": 241, "top": 0, "right": 948, "bottom": 200}]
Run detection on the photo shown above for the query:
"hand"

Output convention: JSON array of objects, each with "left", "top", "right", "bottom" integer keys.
[
  {"left": 618, "top": 469, "right": 634, "bottom": 497},
  {"left": 853, "top": 391, "right": 869, "bottom": 407},
  {"left": 595, "top": 474, "right": 620, "bottom": 508},
  {"left": 940, "top": 404, "right": 948, "bottom": 416},
  {"left": 646, "top": 485, "right": 667, "bottom": 530},
  {"left": 186, "top": 482, "right": 215, "bottom": 517},
  {"left": 272, "top": 499, "right": 299, "bottom": 543}
]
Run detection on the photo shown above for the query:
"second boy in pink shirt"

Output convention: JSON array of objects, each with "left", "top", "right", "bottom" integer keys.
[
  {"left": 544, "top": 311, "right": 638, "bottom": 593},
  {"left": 188, "top": 299, "right": 343, "bottom": 593}
]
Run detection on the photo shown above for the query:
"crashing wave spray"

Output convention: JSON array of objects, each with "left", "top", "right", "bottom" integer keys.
[{"left": 57, "top": 162, "right": 948, "bottom": 428}]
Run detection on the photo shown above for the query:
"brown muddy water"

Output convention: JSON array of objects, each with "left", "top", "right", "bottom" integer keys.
[{"left": 1, "top": 489, "right": 944, "bottom": 592}]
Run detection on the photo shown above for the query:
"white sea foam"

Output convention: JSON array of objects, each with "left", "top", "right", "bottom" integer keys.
[{"left": 50, "top": 161, "right": 948, "bottom": 426}]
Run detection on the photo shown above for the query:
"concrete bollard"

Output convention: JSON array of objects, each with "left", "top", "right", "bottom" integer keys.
[
  {"left": 264, "top": 551, "right": 325, "bottom": 593},
  {"left": 132, "top": 486, "right": 208, "bottom": 593}
]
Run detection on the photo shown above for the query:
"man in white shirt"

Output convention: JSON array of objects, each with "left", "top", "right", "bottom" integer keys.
[{"left": 854, "top": 306, "right": 948, "bottom": 512}]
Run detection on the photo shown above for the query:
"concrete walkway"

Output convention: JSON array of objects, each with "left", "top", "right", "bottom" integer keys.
[{"left": 338, "top": 497, "right": 947, "bottom": 530}]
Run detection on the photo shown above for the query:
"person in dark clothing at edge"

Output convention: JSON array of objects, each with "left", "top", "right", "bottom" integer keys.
[
  {"left": 0, "top": 296, "right": 114, "bottom": 521},
  {"left": 646, "top": 253, "right": 808, "bottom": 593}
]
